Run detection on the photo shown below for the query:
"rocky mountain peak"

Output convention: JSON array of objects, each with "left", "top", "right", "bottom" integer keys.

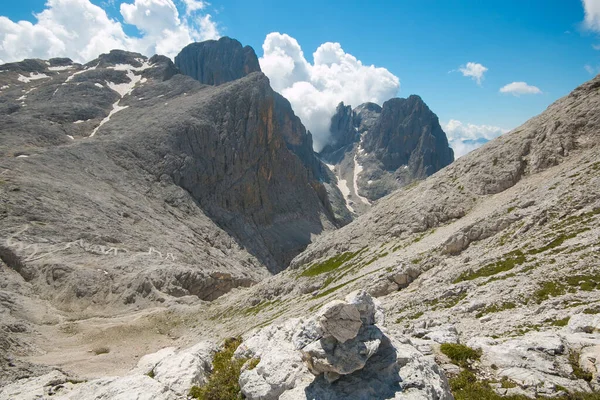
[
  {"left": 318, "top": 95, "right": 454, "bottom": 213},
  {"left": 319, "top": 102, "right": 359, "bottom": 159},
  {"left": 86, "top": 49, "right": 147, "bottom": 69},
  {"left": 174, "top": 36, "right": 261, "bottom": 86},
  {"left": 362, "top": 94, "right": 454, "bottom": 176}
]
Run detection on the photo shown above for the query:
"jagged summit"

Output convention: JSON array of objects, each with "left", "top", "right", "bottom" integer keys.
[
  {"left": 319, "top": 95, "right": 454, "bottom": 214},
  {"left": 174, "top": 36, "right": 261, "bottom": 86},
  {"left": 363, "top": 95, "right": 454, "bottom": 175}
]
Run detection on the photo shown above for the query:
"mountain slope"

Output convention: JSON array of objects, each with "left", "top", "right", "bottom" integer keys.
[
  {"left": 0, "top": 44, "right": 340, "bottom": 316},
  {"left": 204, "top": 73, "right": 600, "bottom": 398}
]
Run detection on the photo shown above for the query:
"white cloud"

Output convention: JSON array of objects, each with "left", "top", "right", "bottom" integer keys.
[
  {"left": 593, "top": 44, "right": 600, "bottom": 50},
  {"left": 458, "top": 62, "right": 488, "bottom": 85},
  {"left": 182, "top": 0, "right": 207, "bottom": 14},
  {"left": 259, "top": 32, "right": 400, "bottom": 151},
  {"left": 0, "top": 0, "right": 220, "bottom": 64},
  {"left": 585, "top": 64, "right": 600, "bottom": 74},
  {"left": 499, "top": 81, "right": 542, "bottom": 96},
  {"left": 582, "top": 0, "right": 600, "bottom": 32},
  {"left": 444, "top": 119, "right": 509, "bottom": 158}
]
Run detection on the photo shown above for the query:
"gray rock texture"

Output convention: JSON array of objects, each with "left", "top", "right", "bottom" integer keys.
[{"left": 174, "top": 36, "right": 260, "bottom": 86}]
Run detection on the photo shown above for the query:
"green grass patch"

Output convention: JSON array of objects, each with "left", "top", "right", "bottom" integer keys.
[
  {"left": 533, "top": 273, "right": 600, "bottom": 303},
  {"left": 189, "top": 337, "right": 247, "bottom": 400},
  {"left": 570, "top": 351, "right": 593, "bottom": 382},
  {"left": 300, "top": 250, "right": 364, "bottom": 277},
  {"left": 534, "top": 281, "right": 567, "bottom": 303},
  {"left": 454, "top": 250, "right": 526, "bottom": 283},
  {"left": 549, "top": 317, "right": 570, "bottom": 327},
  {"left": 475, "top": 302, "right": 516, "bottom": 318},
  {"left": 528, "top": 230, "right": 589, "bottom": 255},
  {"left": 440, "top": 343, "right": 481, "bottom": 368}
]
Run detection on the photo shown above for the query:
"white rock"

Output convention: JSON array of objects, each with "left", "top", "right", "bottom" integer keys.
[
  {"left": 130, "top": 346, "right": 177, "bottom": 375},
  {"left": 568, "top": 314, "right": 600, "bottom": 334},
  {"left": 151, "top": 341, "right": 215, "bottom": 395},
  {"left": 56, "top": 375, "right": 178, "bottom": 400},
  {"left": 317, "top": 300, "right": 362, "bottom": 343}
]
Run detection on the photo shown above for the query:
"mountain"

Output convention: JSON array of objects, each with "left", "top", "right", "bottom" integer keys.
[
  {"left": 319, "top": 95, "right": 454, "bottom": 215},
  {"left": 0, "top": 38, "right": 349, "bottom": 328},
  {"left": 1, "top": 39, "right": 600, "bottom": 400},
  {"left": 174, "top": 37, "right": 261, "bottom": 85}
]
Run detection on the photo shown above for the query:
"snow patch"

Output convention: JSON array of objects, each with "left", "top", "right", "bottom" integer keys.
[
  {"left": 337, "top": 178, "right": 355, "bottom": 213},
  {"left": 95, "top": 83, "right": 104, "bottom": 89},
  {"left": 16, "top": 95, "right": 27, "bottom": 101},
  {"left": 48, "top": 65, "right": 74, "bottom": 71},
  {"left": 0, "top": 85, "right": 8, "bottom": 90},
  {"left": 353, "top": 150, "right": 371, "bottom": 205},
  {"left": 111, "top": 61, "right": 152, "bottom": 72},
  {"left": 16, "top": 155, "right": 29, "bottom": 158},
  {"left": 325, "top": 163, "right": 336, "bottom": 172},
  {"left": 67, "top": 135, "right": 74, "bottom": 140},
  {"left": 90, "top": 101, "right": 128, "bottom": 137},
  {"left": 18, "top": 72, "right": 49, "bottom": 83},
  {"left": 107, "top": 69, "right": 142, "bottom": 98}
]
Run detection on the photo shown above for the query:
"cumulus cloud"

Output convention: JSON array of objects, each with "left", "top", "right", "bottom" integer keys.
[
  {"left": 499, "top": 81, "right": 542, "bottom": 96},
  {"left": 582, "top": 0, "right": 600, "bottom": 32},
  {"left": 259, "top": 32, "right": 400, "bottom": 151},
  {"left": 0, "top": 0, "right": 220, "bottom": 64},
  {"left": 444, "top": 119, "right": 508, "bottom": 158},
  {"left": 458, "top": 62, "right": 488, "bottom": 85}
]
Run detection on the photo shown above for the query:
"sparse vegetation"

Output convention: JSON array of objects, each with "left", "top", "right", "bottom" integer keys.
[
  {"left": 569, "top": 351, "right": 593, "bottom": 382},
  {"left": 454, "top": 250, "right": 526, "bottom": 283},
  {"left": 440, "top": 343, "right": 481, "bottom": 368},
  {"left": 549, "top": 317, "right": 570, "bottom": 327},
  {"left": 534, "top": 281, "right": 566, "bottom": 303},
  {"left": 300, "top": 250, "right": 363, "bottom": 277},
  {"left": 449, "top": 369, "right": 600, "bottom": 400},
  {"left": 247, "top": 357, "right": 260, "bottom": 370},
  {"left": 475, "top": 302, "right": 516, "bottom": 318},
  {"left": 189, "top": 337, "right": 247, "bottom": 400}
]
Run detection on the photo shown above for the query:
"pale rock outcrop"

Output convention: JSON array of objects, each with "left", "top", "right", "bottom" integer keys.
[
  {"left": 0, "top": 342, "right": 216, "bottom": 400},
  {"left": 146, "top": 342, "right": 216, "bottom": 395},
  {"left": 468, "top": 333, "right": 591, "bottom": 395},
  {"left": 0, "top": 371, "right": 179, "bottom": 400},
  {"left": 568, "top": 313, "right": 600, "bottom": 334},
  {"left": 236, "top": 290, "right": 452, "bottom": 399}
]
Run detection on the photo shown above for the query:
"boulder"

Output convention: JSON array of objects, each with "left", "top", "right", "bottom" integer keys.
[
  {"left": 237, "top": 290, "right": 452, "bottom": 399},
  {"left": 317, "top": 300, "right": 362, "bottom": 343},
  {"left": 568, "top": 314, "right": 600, "bottom": 334},
  {"left": 150, "top": 342, "right": 216, "bottom": 395}
]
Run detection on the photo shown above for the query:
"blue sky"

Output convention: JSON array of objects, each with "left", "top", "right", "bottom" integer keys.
[{"left": 1, "top": 0, "right": 599, "bottom": 155}]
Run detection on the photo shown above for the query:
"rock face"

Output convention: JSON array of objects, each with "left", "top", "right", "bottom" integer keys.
[
  {"left": 174, "top": 37, "right": 260, "bottom": 85},
  {"left": 319, "top": 96, "right": 454, "bottom": 214},
  {"left": 175, "top": 38, "right": 351, "bottom": 229},
  {"left": 320, "top": 102, "right": 359, "bottom": 159},
  {"left": 363, "top": 96, "right": 454, "bottom": 176},
  {"left": 234, "top": 290, "right": 452, "bottom": 399}
]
